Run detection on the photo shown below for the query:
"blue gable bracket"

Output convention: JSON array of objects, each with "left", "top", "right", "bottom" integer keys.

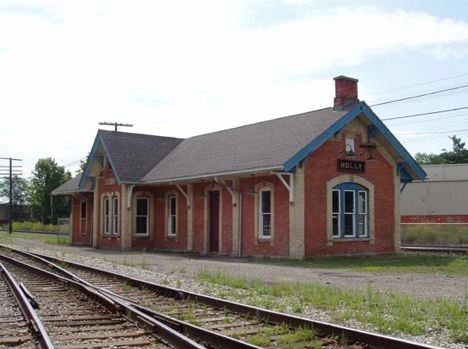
[{"left": 283, "top": 103, "right": 365, "bottom": 172}]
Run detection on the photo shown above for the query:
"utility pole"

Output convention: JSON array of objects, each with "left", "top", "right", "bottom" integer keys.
[
  {"left": 0, "top": 157, "right": 23, "bottom": 234},
  {"left": 98, "top": 122, "right": 133, "bottom": 132}
]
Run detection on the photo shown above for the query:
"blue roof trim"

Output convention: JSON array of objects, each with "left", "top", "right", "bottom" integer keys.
[
  {"left": 283, "top": 101, "right": 426, "bottom": 181},
  {"left": 283, "top": 103, "right": 365, "bottom": 172},
  {"left": 78, "top": 131, "right": 122, "bottom": 189},
  {"left": 359, "top": 102, "right": 426, "bottom": 181}
]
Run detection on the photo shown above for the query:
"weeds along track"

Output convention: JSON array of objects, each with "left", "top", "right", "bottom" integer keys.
[{"left": 0, "top": 245, "right": 444, "bottom": 349}]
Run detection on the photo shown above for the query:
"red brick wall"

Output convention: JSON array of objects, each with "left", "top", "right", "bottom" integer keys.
[
  {"left": 304, "top": 135, "right": 396, "bottom": 256},
  {"left": 154, "top": 186, "right": 188, "bottom": 251},
  {"left": 192, "top": 183, "right": 206, "bottom": 253},
  {"left": 239, "top": 175, "right": 290, "bottom": 257}
]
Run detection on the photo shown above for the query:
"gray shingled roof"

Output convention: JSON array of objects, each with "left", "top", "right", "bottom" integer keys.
[
  {"left": 99, "top": 130, "right": 183, "bottom": 183},
  {"left": 51, "top": 173, "right": 85, "bottom": 196},
  {"left": 143, "top": 107, "right": 348, "bottom": 183}
]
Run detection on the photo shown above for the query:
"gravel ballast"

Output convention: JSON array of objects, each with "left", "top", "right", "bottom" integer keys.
[{"left": 2, "top": 238, "right": 467, "bottom": 349}]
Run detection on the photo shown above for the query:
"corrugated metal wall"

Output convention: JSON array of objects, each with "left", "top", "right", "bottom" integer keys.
[{"left": 401, "top": 164, "right": 468, "bottom": 215}]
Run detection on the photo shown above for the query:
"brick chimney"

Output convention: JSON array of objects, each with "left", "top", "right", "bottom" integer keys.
[{"left": 333, "top": 75, "right": 359, "bottom": 110}]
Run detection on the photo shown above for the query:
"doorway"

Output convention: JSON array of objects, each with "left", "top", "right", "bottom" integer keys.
[{"left": 209, "top": 191, "right": 220, "bottom": 253}]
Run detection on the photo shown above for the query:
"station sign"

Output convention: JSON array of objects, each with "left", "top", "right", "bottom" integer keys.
[{"left": 337, "top": 159, "right": 366, "bottom": 173}]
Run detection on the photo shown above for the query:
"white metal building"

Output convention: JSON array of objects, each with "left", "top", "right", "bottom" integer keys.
[{"left": 401, "top": 164, "right": 468, "bottom": 223}]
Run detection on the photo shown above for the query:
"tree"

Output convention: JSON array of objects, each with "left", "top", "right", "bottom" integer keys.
[
  {"left": 0, "top": 175, "right": 30, "bottom": 220},
  {"left": 29, "top": 158, "right": 71, "bottom": 224},
  {"left": 414, "top": 135, "right": 468, "bottom": 165}
]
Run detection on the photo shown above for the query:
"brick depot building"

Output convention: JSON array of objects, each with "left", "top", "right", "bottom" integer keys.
[{"left": 52, "top": 76, "right": 426, "bottom": 258}]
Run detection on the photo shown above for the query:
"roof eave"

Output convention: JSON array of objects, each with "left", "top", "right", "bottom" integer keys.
[{"left": 143, "top": 165, "right": 284, "bottom": 185}]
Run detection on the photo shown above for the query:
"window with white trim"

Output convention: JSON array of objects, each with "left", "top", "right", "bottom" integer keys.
[
  {"left": 258, "top": 188, "right": 272, "bottom": 239},
  {"left": 103, "top": 197, "right": 110, "bottom": 235},
  {"left": 167, "top": 195, "right": 177, "bottom": 236},
  {"left": 112, "top": 196, "right": 119, "bottom": 235},
  {"left": 136, "top": 196, "right": 149, "bottom": 236},
  {"left": 332, "top": 183, "right": 368, "bottom": 238}
]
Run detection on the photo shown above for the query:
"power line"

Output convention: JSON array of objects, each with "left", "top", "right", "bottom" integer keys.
[
  {"left": 370, "top": 83, "right": 468, "bottom": 107},
  {"left": 382, "top": 106, "right": 468, "bottom": 121}
]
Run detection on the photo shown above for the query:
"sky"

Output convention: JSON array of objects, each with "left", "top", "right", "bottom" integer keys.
[{"left": 1, "top": 0, "right": 468, "bottom": 178}]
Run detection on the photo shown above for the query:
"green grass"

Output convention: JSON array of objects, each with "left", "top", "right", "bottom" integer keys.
[
  {"left": 401, "top": 224, "right": 468, "bottom": 245},
  {"left": 255, "top": 254, "right": 468, "bottom": 276},
  {"left": 197, "top": 270, "right": 468, "bottom": 344},
  {"left": 0, "top": 231, "right": 70, "bottom": 245}
]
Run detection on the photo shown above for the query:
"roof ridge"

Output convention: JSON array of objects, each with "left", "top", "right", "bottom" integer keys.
[
  {"left": 187, "top": 106, "right": 334, "bottom": 140},
  {"left": 98, "top": 129, "right": 184, "bottom": 141}
]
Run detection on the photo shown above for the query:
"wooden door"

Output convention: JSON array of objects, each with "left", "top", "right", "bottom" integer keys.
[{"left": 209, "top": 191, "right": 220, "bottom": 252}]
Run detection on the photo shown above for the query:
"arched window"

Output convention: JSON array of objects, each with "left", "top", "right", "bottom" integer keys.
[
  {"left": 332, "top": 183, "right": 368, "bottom": 238},
  {"left": 254, "top": 183, "right": 274, "bottom": 240}
]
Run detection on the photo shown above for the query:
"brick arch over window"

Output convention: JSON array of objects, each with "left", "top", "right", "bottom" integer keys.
[{"left": 326, "top": 175, "right": 375, "bottom": 244}]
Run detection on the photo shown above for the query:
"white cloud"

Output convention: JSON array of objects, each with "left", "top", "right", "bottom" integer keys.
[{"left": 1, "top": 1, "right": 468, "bottom": 176}]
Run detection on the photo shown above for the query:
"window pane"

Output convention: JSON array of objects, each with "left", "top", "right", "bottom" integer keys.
[
  {"left": 137, "top": 198, "right": 148, "bottom": 215},
  {"left": 170, "top": 196, "right": 176, "bottom": 215},
  {"left": 262, "top": 214, "right": 271, "bottom": 236},
  {"left": 169, "top": 216, "right": 176, "bottom": 235},
  {"left": 81, "top": 201, "right": 86, "bottom": 219},
  {"left": 344, "top": 191, "right": 354, "bottom": 213},
  {"left": 358, "top": 191, "right": 367, "bottom": 214},
  {"left": 344, "top": 214, "right": 354, "bottom": 236},
  {"left": 358, "top": 214, "right": 366, "bottom": 236},
  {"left": 332, "top": 190, "right": 339, "bottom": 213},
  {"left": 261, "top": 190, "right": 271, "bottom": 214},
  {"left": 136, "top": 217, "right": 147, "bottom": 235},
  {"left": 113, "top": 197, "right": 119, "bottom": 215},
  {"left": 332, "top": 214, "right": 339, "bottom": 237},
  {"left": 104, "top": 198, "right": 110, "bottom": 215}
]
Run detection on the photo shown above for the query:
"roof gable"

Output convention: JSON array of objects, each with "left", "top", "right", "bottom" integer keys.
[
  {"left": 283, "top": 102, "right": 426, "bottom": 181},
  {"left": 79, "top": 130, "right": 183, "bottom": 188}
]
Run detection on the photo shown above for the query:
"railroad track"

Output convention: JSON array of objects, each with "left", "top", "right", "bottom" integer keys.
[
  {"left": 0, "top": 244, "right": 444, "bottom": 349},
  {"left": 0, "top": 262, "right": 50, "bottom": 348},
  {"left": 0, "top": 252, "right": 206, "bottom": 349},
  {"left": 401, "top": 244, "right": 467, "bottom": 255}
]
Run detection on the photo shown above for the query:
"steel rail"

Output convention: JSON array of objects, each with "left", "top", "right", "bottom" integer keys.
[
  {"left": 0, "top": 262, "right": 55, "bottom": 349},
  {"left": 0, "top": 253, "right": 206, "bottom": 349},
  {"left": 401, "top": 245, "right": 467, "bottom": 254},
  {"left": 11, "top": 246, "right": 445, "bottom": 349}
]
